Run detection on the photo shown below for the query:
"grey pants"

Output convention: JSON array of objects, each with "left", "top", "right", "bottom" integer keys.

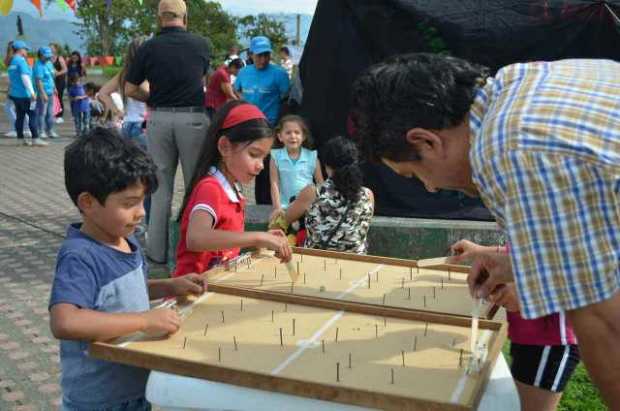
[{"left": 146, "top": 110, "right": 209, "bottom": 262}]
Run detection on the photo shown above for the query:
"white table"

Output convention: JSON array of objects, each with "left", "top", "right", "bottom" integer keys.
[{"left": 146, "top": 353, "right": 519, "bottom": 411}]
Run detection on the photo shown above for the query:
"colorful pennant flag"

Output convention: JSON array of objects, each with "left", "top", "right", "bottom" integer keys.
[
  {"left": 30, "top": 0, "right": 43, "bottom": 16},
  {"left": 0, "top": 0, "right": 14, "bottom": 17},
  {"left": 65, "top": 0, "right": 76, "bottom": 11}
]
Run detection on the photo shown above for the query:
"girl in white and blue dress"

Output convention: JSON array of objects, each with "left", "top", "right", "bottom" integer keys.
[{"left": 269, "top": 115, "right": 323, "bottom": 242}]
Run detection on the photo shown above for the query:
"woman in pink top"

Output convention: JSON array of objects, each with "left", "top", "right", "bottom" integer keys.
[{"left": 450, "top": 240, "right": 580, "bottom": 411}]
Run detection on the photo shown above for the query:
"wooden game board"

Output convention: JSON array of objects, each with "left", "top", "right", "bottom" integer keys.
[
  {"left": 206, "top": 248, "right": 498, "bottom": 320},
  {"left": 91, "top": 285, "right": 506, "bottom": 410}
]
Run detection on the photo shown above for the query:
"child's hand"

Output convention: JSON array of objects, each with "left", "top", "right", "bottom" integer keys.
[
  {"left": 170, "top": 274, "right": 207, "bottom": 297},
  {"left": 141, "top": 308, "right": 180, "bottom": 337},
  {"left": 255, "top": 230, "right": 292, "bottom": 262},
  {"left": 488, "top": 283, "right": 520, "bottom": 312}
]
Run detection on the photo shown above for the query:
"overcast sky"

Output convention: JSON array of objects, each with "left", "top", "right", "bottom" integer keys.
[{"left": 9, "top": 0, "right": 318, "bottom": 20}]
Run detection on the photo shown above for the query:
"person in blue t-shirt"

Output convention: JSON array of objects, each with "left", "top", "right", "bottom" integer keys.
[
  {"left": 8, "top": 40, "right": 46, "bottom": 146},
  {"left": 33, "top": 46, "right": 59, "bottom": 139},
  {"left": 50, "top": 128, "right": 207, "bottom": 411},
  {"left": 234, "top": 36, "right": 290, "bottom": 204},
  {"left": 68, "top": 73, "right": 91, "bottom": 137}
]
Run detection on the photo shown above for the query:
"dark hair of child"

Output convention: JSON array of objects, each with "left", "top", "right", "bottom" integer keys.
[
  {"left": 228, "top": 58, "right": 244, "bottom": 70},
  {"left": 69, "top": 73, "right": 80, "bottom": 85},
  {"left": 64, "top": 127, "right": 158, "bottom": 208},
  {"left": 321, "top": 136, "right": 364, "bottom": 202},
  {"left": 273, "top": 114, "right": 313, "bottom": 149},
  {"left": 84, "top": 82, "right": 100, "bottom": 94},
  {"left": 280, "top": 46, "right": 290, "bottom": 56},
  {"left": 178, "top": 100, "right": 273, "bottom": 221}
]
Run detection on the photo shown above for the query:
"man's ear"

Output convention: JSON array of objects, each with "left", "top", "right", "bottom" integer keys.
[{"left": 405, "top": 128, "right": 444, "bottom": 159}]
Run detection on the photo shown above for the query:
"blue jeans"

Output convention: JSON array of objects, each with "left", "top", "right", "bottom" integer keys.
[
  {"left": 122, "top": 121, "right": 151, "bottom": 223},
  {"left": 73, "top": 110, "right": 91, "bottom": 136},
  {"left": 61, "top": 396, "right": 151, "bottom": 411},
  {"left": 10, "top": 96, "right": 38, "bottom": 139},
  {"left": 36, "top": 94, "right": 55, "bottom": 134}
]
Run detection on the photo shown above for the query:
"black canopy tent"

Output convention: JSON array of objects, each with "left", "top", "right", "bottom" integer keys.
[{"left": 298, "top": 0, "right": 620, "bottom": 219}]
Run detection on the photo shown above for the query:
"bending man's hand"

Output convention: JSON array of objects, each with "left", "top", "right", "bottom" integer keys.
[{"left": 468, "top": 252, "right": 514, "bottom": 299}]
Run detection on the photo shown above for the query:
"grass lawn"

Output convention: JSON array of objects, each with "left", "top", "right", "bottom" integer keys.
[{"left": 502, "top": 342, "right": 606, "bottom": 410}]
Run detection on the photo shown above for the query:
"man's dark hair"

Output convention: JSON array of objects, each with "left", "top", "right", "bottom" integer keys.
[
  {"left": 351, "top": 53, "right": 489, "bottom": 163},
  {"left": 228, "top": 58, "right": 244, "bottom": 70},
  {"left": 64, "top": 127, "right": 158, "bottom": 208}
]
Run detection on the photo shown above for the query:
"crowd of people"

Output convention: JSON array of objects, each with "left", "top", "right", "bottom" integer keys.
[{"left": 3, "top": 0, "right": 617, "bottom": 410}]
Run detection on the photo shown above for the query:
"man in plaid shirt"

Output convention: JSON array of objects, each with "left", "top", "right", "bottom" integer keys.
[{"left": 351, "top": 53, "right": 620, "bottom": 408}]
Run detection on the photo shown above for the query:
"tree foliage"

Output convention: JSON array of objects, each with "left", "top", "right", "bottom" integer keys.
[
  {"left": 237, "top": 14, "right": 287, "bottom": 55},
  {"left": 73, "top": 0, "right": 287, "bottom": 60}
]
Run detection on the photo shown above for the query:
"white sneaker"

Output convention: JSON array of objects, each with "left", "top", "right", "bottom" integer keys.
[
  {"left": 4, "top": 131, "right": 17, "bottom": 138},
  {"left": 31, "top": 138, "right": 49, "bottom": 147},
  {"left": 22, "top": 139, "right": 32, "bottom": 146},
  {"left": 24, "top": 130, "right": 32, "bottom": 137},
  {"left": 48, "top": 130, "right": 59, "bottom": 138},
  {"left": 55, "top": 117, "right": 64, "bottom": 124},
  {"left": 40, "top": 131, "right": 48, "bottom": 138}
]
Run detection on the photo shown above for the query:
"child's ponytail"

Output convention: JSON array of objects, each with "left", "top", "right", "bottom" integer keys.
[{"left": 321, "top": 136, "right": 364, "bottom": 202}]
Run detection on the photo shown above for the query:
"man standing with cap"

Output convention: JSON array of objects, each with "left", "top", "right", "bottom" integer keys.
[
  {"left": 126, "top": 0, "right": 211, "bottom": 264},
  {"left": 8, "top": 40, "right": 46, "bottom": 146},
  {"left": 235, "top": 35, "right": 290, "bottom": 204}
]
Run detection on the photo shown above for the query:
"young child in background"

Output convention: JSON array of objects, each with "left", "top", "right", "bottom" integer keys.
[
  {"left": 449, "top": 240, "right": 580, "bottom": 411},
  {"left": 269, "top": 114, "right": 323, "bottom": 244},
  {"left": 68, "top": 73, "right": 90, "bottom": 137},
  {"left": 304, "top": 136, "right": 374, "bottom": 253},
  {"left": 84, "top": 82, "right": 105, "bottom": 129},
  {"left": 49, "top": 128, "right": 206, "bottom": 410},
  {"left": 174, "top": 100, "right": 292, "bottom": 277}
]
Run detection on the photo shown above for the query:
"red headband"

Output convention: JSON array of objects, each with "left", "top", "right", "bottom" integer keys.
[{"left": 222, "top": 104, "right": 267, "bottom": 129}]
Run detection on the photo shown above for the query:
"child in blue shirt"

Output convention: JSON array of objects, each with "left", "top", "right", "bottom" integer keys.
[
  {"left": 269, "top": 115, "right": 323, "bottom": 244},
  {"left": 68, "top": 73, "right": 91, "bottom": 137},
  {"left": 49, "top": 128, "right": 207, "bottom": 411}
]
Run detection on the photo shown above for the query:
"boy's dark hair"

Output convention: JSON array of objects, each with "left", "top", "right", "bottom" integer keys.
[
  {"left": 228, "top": 58, "right": 244, "bottom": 70},
  {"left": 69, "top": 73, "right": 80, "bottom": 84},
  {"left": 321, "top": 136, "right": 364, "bottom": 202},
  {"left": 84, "top": 82, "right": 100, "bottom": 93},
  {"left": 178, "top": 100, "right": 273, "bottom": 221},
  {"left": 65, "top": 127, "right": 158, "bottom": 208},
  {"left": 280, "top": 46, "right": 290, "bottom": 56},
  {"left": 351, "top": 53, "right": 489, "bottom": 163}
]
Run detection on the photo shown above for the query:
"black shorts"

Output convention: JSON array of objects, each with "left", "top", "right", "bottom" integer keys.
[{"left": 510, "top": 343, "right": 580, "bottom": 392}]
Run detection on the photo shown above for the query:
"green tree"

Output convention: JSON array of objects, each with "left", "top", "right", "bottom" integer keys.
[{"left": 237, "top": 14, "right": 287, "bottom": 58}]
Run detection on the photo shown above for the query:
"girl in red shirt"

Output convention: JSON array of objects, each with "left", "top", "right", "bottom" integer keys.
[{"left": 174, "top": 100, "right": 292, "bottom": 277}]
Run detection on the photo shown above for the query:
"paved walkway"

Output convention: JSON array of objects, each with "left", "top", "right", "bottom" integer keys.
[{"left": 0, "top": 117, "right": 187, "bottom": 410}]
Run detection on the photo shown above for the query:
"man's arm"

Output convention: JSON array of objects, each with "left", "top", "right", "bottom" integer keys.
[{"left": 125, "top": 82, "right": 149, "bottom": 103}]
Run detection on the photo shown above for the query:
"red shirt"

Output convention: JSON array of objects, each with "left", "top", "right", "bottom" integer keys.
[
  {"left": 174, "top": 169, "right": 245, "bottom": 277},
  {"left": 205, "top": 67, "right": 231, "bottom": 110}
]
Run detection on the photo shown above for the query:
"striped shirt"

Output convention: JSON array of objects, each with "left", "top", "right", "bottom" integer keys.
[{"left": 469, "top": 59, "right": 620, "bottom": 319}]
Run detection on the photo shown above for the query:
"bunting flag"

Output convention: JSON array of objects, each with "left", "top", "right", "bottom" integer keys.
[
  {"left": 64, "top": 0, "right": 76, "bottom": 11},
  {"left": 30, "top": 0, "right": 43, "bottom": 16},
  {"left": 0, "top": 0, "right": 13, "bottom": 17}
]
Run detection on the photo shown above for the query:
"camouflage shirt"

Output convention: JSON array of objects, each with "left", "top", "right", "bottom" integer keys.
[{"left": 304, "top": 179, "right": 374, "bottom": 254}]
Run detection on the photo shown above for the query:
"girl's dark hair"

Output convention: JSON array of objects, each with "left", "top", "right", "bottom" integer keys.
[
  {"left": 273, "top": 114, "right": 313, "bottom": 149},
  {"left": 321, "top": 136, "right": 364, "bottom": 202},
  {"left": 178, "top": 100, "right": 273, "bottom": 221},
  {"left": 69, "top": 50, "right": 84, "bottom": 76}
]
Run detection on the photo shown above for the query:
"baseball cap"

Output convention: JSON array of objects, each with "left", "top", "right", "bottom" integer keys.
[
  {"left": 12, "top": 40, "right": 30, "bottom": 51},
  {"left": 39, "top": 46, "right": 53, "bottom": 58},
  {"left": 250, "top": 36, "right": 272, "bottom": 55},
  {"left": 158, "top": 0, "right": 187, "bottom": 17}
]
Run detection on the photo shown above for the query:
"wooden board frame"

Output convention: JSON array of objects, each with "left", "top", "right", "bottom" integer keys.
[
  {"left": 211, "top": 248, "right": 498, "bottom": 320},
  {"left": 91, "top": 284, "right": 507, "bottom": 411}
]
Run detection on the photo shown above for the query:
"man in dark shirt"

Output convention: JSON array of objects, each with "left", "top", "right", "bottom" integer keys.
[{"left": 125, "top": 0, "right": 210, "bottom": 264}]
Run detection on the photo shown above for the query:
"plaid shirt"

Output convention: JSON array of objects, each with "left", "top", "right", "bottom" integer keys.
[{"left": 469, "top": 59, "right": 620, "bottom": 319}]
